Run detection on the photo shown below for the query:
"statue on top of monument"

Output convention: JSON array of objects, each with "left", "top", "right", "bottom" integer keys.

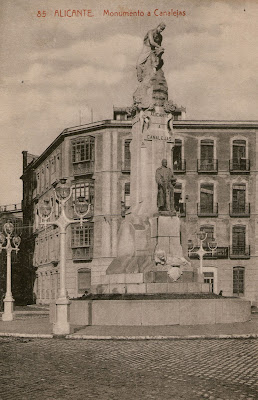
[
  {"left": 136, "top": 22, "right": 166, "bottom": 82},
  {"left": 155, "top": 159, "right": 177, "bottom": 213}
]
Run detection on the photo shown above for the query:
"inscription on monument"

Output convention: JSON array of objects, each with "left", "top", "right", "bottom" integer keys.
[{"left": 145, "top": 134, "right": 174, "bottom": 142}]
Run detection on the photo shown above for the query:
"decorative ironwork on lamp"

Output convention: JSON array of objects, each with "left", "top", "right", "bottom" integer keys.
[
  {"left": 74, "top": 195, "right": 91, "bottom": 227},
  {"left": 188, "top": 231, "right": 218, "bottom": 275},
  {"left": 39, "top": 199, "right": 52, "bottom": 229},
  {"left": 54, "top": 178, "right": 72, "bottom": 202}
]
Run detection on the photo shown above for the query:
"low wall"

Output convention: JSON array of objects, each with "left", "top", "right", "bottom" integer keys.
[{"left": 68, "top": 298, "right": 251, "bottom": 326}]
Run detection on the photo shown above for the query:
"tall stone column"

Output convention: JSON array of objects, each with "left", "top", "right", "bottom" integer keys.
[{"left": 130, "top": 110, "right": 175, "bottom": 218}]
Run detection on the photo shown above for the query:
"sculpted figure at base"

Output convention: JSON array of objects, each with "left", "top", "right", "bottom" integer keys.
[
  {"left": 155, "top": 159, "right": 176, "bottom": 213},
  {"left": 136, "top": 22, "right": 166, "bottom": 82}
]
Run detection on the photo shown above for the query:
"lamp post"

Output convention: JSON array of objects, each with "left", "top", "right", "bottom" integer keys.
[
  {"left": 0, "top": 221, "right": 21, "bottom": 321},
  {"left": 188, "top": 231, "right": 217, "bottom": 276},
  {"left": 38, "top": 178, "right": 91, "bottom": 335}
]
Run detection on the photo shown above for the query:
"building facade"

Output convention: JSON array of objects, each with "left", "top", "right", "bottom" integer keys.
[{"left": 21, "top": 109, "right": 258, "bottom": 304}]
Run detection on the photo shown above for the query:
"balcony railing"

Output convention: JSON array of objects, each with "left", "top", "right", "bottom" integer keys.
[
  {"left": 0, "top": 203, "right": 22, "bottom": 212},
  {"left": 197, "top": 159, "right": 218, "bottom": 173},
  {"left": 188, "top": 246, "right": 228, "bottom": 260},
  {"left": 197, "top": 203, "right": 218, "bottom": 217},
  {"left": 229, "top": 159, "right": 250, "bottom": 174},
  {"left": 173, "top": 160, "right": 186, "bottom": 173},
  {"left": 229, "top": 245, "right": 250, "bottom": 259},
  {"left": 122, "top": 159, "right": 131, "bottom": 173},
  {"left": 175, "top": 202, "right": 186, "bottom": 217},
  {"left": 73, "top": 160, "right": 94, "bottom": 176},
  {"left": 72, "top": 246, "right": 93, "bottom": 261},
  {"left": 229, "top": 203, "right": 250, "bottom": 217}
]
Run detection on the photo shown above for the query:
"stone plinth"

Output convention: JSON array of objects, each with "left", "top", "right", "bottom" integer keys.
[
  {"left": 150, "top": 215, "right": 183, "bottom": 258},
  {"left": 102, "top": 214, "right": 196, "bottom": 295},
  {"left": 70, "top": 298, "right": 251, "bottom": 326}
]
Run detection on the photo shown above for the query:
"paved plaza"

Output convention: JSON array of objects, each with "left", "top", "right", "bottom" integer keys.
[{"left": 1, "top": 337, "right": 258, "bottom": 400}]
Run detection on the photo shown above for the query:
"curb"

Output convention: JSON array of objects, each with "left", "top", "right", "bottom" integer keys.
[
  {"left": 0, "top": 332, "right": 53, "bottom": 339},
  {"left": 0, "top": 332, "right": 258, "bottom": 340},
  {"left": 65, "top": 333, "right": 258, "bottom": 340},
  {"left": 0, "top": 312, "right": 49, "bottom": 316}
]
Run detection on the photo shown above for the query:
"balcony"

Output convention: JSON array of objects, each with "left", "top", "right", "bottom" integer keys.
[
  {"left": 229, "top": 245, "right": 250, "bottom": 259},
  {"left": 175, "top": 202, "right": 186, "bottom": 217},
  {"left": 229, "top": 203, "right": 250, "bottom": 217},
  {"left": 188, "top": 246, "right": 228, "bottom": 260},
  {"left": 197, "top": 203, "right": 218, "bottom": 217},
  {"left": 229, "top": 159, "right": 250, "bottom": 174},
  {"left": 122, "top": 159, "right": 131, "bottom": 173},
  {"left": 173, "top": 160, "right": 186, "bottom": 173},
  {"left": 197, "top": 159, "right": 218, "bottom": 174},
  {"left": 72, "top": 246, "right": 93, "bottom": 261},
  {"left": 73, "top": 160, "right": 94, "bottom": 176}
]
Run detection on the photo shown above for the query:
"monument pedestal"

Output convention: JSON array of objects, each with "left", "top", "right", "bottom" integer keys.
[
  {"left": 98, "top": 108, "right": 205, "bottom": 294},
  {"left": 99, "top": 214, "right": 204, "bottom": 295},
  {"left": 150, "top": 215, "right": 183, "bottom": 258}
]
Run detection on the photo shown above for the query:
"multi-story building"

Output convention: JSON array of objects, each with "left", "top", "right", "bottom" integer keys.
[{"left": 21, "top": 108, "right": 258, "bottom": 304}]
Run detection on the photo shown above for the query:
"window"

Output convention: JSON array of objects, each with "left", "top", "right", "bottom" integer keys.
[
  {"left": 72, "top": 137, "right": 95, "bottom": 175},
  {"left": 34, "top": 239, "right": 39, "bottom": 266},
  {"left": 78, "top": 268, "right": 91, "bottom": 294},
  {"left": 72, "top": 137, "right": 95, "bottom": 163},
  {"left": 199, "top": 139, "right": 217, "bottom": 172},
  {"left": 173, "top": 139, "right": 182, "bottom": 171},
  {"left": 232, "top": 225, "right": 246, "bottom": 255},
  {"left": 200, "top": 225, "right": 214, "bottom": 247},
  {"left": 232, "top": 140, "right": 246, "bottom": 169},
  {"left": 45, "top": 163, "right": 49, "bottom": 188},
  {"left": 233, "top": 266, "right": 244, "bottom": 295},
  {"left": 200, "top": 183, "right": 214, "bottom": 213},
  {"left": 71, "top": 223, "right": 94, "bottom": 260},
  {"left": 204, "top": 272, "right": 214, "bottom": 293},
  {"left": 49, "top": 234, "right": 54, "bottom": 261},
  {"left": 36, "top": 172, "right": 40, "bottom": 194},
  {"left": 41, "top": 168, "right": 45, "bottom": 192},
  {"left": 44, "top": 235, "right": 48, "bottom": 262},
  {"left": 51, "top": 156, "right": 56, "bottom": 174},
  {"left": 116, "top": 114, "right": 127, "bottom": 121},
  {"left": 201, "top": 139, "right": 214, "bottom": 160},
  {"left": 123, "top": 139, "right": 131, "bottom": 172},
  {"left": 124, "top": 183, "right": 130, "bottom": 209},
  {"left": 72, "top": 181, "right": 94, "bottom": 205},
  {"left": 50, "top": 273, "right": 55, "bottom": 299},
  {"left": 39, "top": 238, "right": 44, "bottom": 264},
  {"left": 232, "top": 184, "right": 246, "bottom": 213},
  {"left": 71, "top": 223, "right": 93, "bottom": 247},
  {"left": 174, "top": 183, "right": 184, "bottom": 214},
  {"left": 122, "top": 182, "right": 130, "bottom": 217}
]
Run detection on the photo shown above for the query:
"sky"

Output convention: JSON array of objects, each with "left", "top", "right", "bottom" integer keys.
[{"left": 1, "top": 0, "right": 258, "bottom": 206}]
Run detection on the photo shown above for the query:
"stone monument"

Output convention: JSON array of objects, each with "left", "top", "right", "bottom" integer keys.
[{"left": 101, "top": 23, "right": 206, "bottom": 294}]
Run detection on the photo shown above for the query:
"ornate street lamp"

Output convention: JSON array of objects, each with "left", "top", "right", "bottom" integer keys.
[
  {"left": 188, "top": 231, "right": 217, "bottom": 275},
  {"left": 0, "top": 221, "right": 21, "bottom": 321},
  {"left": 38, "top": 178, "right": 91, "bottom": 335},
  {"left": 74, "top": 196, "right": 91, "bottom": 227}
]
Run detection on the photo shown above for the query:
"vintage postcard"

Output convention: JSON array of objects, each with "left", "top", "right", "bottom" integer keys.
[{"left": 0, "top": 0, "right": 258, "bottom": 399}]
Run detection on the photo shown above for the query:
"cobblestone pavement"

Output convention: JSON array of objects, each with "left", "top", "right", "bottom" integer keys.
[{"left": 1, "top": 338, "right": 258, "bottom": 400}]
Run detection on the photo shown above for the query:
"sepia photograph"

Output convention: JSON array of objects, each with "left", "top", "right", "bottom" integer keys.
[{"left": 0, "top": 0, "right": 258, "bottom": 398}]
